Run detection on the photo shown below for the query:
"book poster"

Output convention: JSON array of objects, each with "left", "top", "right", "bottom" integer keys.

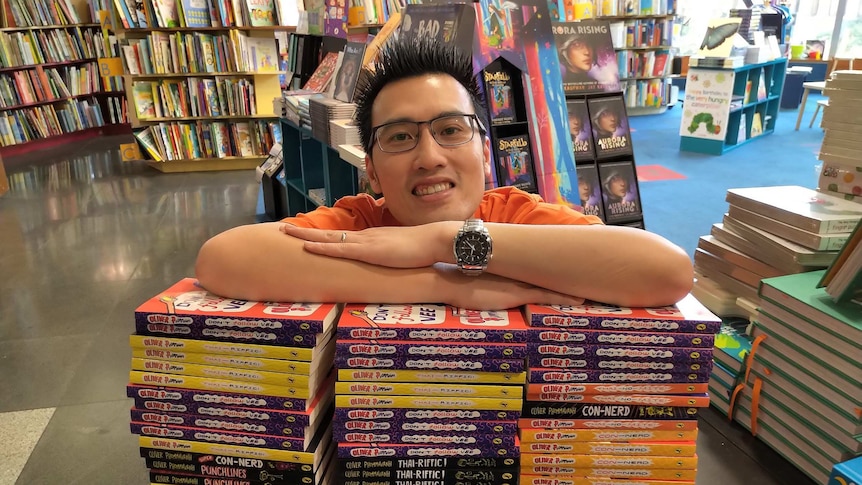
[
  {"left": 576, "top": 164, "right": 604, "bottom": 220},
  {"left": 496, "top": 134, "right": 538, "bottom": 193},
  {"left": 333, "top": 42, "right": 365, "bottom": 103},
  {"left": 484, "top": 61, "right": 517, "bottom": 125},
  {"left": 587, "top": 96, "right": 632, "bottom": 159},
  {"left": 679, "top": 69, "right": 735, "bottom": 141},
  {"left": 598, "top": 160, "right": 642, "bottom": 222},
  {"left": 553, "top": 20, "right": 620, "bottom": 95},
  {"left": 567, "top": 99, "right": 594, "bottom": 163}
]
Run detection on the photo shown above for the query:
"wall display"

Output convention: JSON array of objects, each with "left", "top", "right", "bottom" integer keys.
[
  {"left": 587, "top": 95, "right": 633, "bottom": 159},
  {"left": 598, "top": 160, "right": 642, "bottom": 223},
  {"left": 553, "top": 20, "right": 620, "bottom": 95}
]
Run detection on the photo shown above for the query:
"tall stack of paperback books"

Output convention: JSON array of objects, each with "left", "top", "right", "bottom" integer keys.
[
  {"left": 308, "top": 97, "right": 355, "bottom": 146},
  {"left": 518, "top": 296, "right": 722, "bottom": 485},
  {"left": 692, "top": 185, "right": 862, "bottom": 320},
  {"left": 819, "top": 70, "right": 862, "bottom": 202},
  {"left": 332, "top": 304, "right": 529, "bottom": 484},
  {"left": 726, "top": 270, "right": 861, "bottom": 484},
  {"left": 127, "top": 278, "right": 339, "bottom": 485}
]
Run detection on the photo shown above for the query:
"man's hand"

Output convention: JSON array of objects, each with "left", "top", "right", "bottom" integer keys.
[{"left": 280, "top": 222, "right": 459, "bottom": 268}]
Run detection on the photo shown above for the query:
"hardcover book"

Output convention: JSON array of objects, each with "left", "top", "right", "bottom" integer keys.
[
  {"left": 576, "top": 164, "right": 604, "bottom": 220},
  {"left": 302, "top": 52, "right": 339, "bottom": 93},
  {"left": 567, "top": 99, "right": 595, "bottom": 162},
  {"left": 495, "top": 133, "right": 538, "bottom": 193},
  {"left": 553, "top": 20, "right": 621, "bottom": 95},
  {"left": 483, "top": 60, "right": 517, "bottom": 125},
  {"left": 725, "top": 185, "right": 862, "bottom": 235},
  {"left": 332, "top": 42, "right": 365, "bottom": 103},
  {"left": 818, "top": 218, "right": 862, "bottom": 303},
  {"left": 245, "top": 0, "right": 276, "bottom": 26},
  {"left": 588, "top": 96, "right": 633, "bottom": 159},
  {"left": 598, "top": 160, "right": 642, "bottom": 223}
]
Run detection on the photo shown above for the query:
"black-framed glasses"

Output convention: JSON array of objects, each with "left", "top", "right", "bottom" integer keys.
[{"left": 371, "top": 114, "right": 485, "bottom": 154}]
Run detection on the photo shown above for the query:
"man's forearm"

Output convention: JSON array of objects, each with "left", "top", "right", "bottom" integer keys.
[{"left": 445, "top": 223, "right": 693, "bottom": 307}]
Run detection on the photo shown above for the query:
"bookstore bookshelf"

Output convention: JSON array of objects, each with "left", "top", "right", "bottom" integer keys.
[
  {"left": 0, "top": 0, "right": 131, "bottom": 157},
  {"left": 680, "top": 58, "right": 787, "bottom": 155},
  {"left": 111, "top": 0, "right": 295, "bottom": 172}
]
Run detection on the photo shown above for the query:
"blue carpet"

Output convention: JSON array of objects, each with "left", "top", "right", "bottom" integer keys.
[{"left": 630, "top": 91, "right": 828, "bottom": 258}]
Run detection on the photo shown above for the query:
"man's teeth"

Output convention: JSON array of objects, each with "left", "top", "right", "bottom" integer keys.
[{"left": 414, "top": 183, "right": 452, "bottom": 196}]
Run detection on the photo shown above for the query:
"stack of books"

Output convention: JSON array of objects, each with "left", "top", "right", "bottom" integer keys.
[
  {"left": 818, "top": 70, "right": 862, "bottom": 202},
  {"left": 707, "top": 318, "right": 752, "bottom": 416},
  {"left": 281, "top": 90, "right": 324, "bottom": 129},
  {"left": 331, "top": 304, "right": 528, "bottom": 484},
  {"left": 329, "top": 118, "right": 361, "bottom": 148},
  {"left": 728, "top": 270, "right": 861, "bottom": 484},
  {"left": 692, "top": 185, "right": 861, "bottom": 320},
  {"left": 517, "top": 296, "right": 722, "bottom": 485},
  {"left": 126, "top": 279, "right": 339, "bottom": 485},
  {"left": 308, "top": 97, "right": 355, "bottom": 145}
]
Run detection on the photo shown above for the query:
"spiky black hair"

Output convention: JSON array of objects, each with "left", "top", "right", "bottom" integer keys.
[{"left": 353, "top": 35, "right": 487, "bottom": 155}]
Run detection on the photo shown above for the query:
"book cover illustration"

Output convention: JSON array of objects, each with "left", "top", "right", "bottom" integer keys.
[
  {"left": 525, "top": 293, "right": 722, "bottom": 334},
  {"left": 496, "top": 133, "right": 538, "bottom": 193},
  {"left": 576, "top": 164, "right": 604, "bottom": 220},
  {"left": 698, "top": 18, "right": 742, "bottom": 58},
  {"left": 483, "top": 61, "right": 517, "bottom": 125},
  {"left": 598, "top": 160, "right": 642, "bottom": 223},
  {"left": 323, "top": 0, "right": 347, "bottom": 37},
  {"left": 246, "top": 37, "right": 279, "bottom": 73},
  {"left": 588, "top": 96, "right": 633, "bottom": 159},
  {"left": 400, "top": 3, "right": 474, "bottom": 56},
  {"left": 302, "top": 52, "right": 339, "bottom": 93},
  {"left": 333, "top": 42, "right": 365, "bottom": 103},
  {"left": 245, "top": 0, "right": 276, "bottom": 26},
  {"left": 553, "top": 20, "right": 621, "bottom": 95},
  {"left": 567, "top": 99, "right": 594, "bottom": 162}
]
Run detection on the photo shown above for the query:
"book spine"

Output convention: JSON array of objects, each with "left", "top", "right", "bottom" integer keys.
[
  {"left": 527, "top": 312, "right": 720, "bottom": 334},
  {"left": 521, "top": 401, "right": 699, "bottom": 421},
  {"left": 333, "top": 419, "right": 518, "bottom": 437},
  {"left": 335, "top": 395, "right": 522, "bottom": 411},
  {"left": 523, "top": 392, "right": 709, "bottom": 407},
  {"left": 131, "top": 421, "right": 308, "bottom": 450},
  {"left": 517, "top": 418, "right": 698, "bottom": 431},
  {"left": 136, "top": 310, "right": 329, "bottom": 334},
  {"left": 524, "top": 382, "right": 708, "bottom": 394},
  {"left": 131, "top": 349, "right": 316, "bottom": 374},
  {"left": 528, "top": 368, "right": 709, "bottom": 384},
  {"left": 126, "top": 382, "right": 323, "bottom": 413},
  {"left": 336, "top": 326, "right": 529, "bottom": 343},
  {"left": 138, "top": 436, "right": 322, "bottom": 464},
  {"left": 337, "top": 368, "right": 526, "bottom": 385},
  {"left": 131, "top": 358, "right": 323, "bottom": 391},
  {"left": 133, "top": 397, "right": 313, "bottom": 426},
  {"left": 518, "top": 427, "right": 698, "bottom": 442},
  {"left": 521, "top": 441, "right": 696, "bottom": 456},
  {"left": 520, "top": 453, "right": 698, "bottom": 469},
  {"left": 337, "top": 441, "right": 519, "bottom": 460},
  {"left": 334, "top": 382, "right": 522, "bottom": 399},
  {"left": 335, "top": 341, "right": 527, "bottom": 359},
  {"left": 141, "top": 447, "right": 314, "bottom": 478},
  {"left": 335, "top": 407, "right": 521, "bottom": 423},
  {"left": 135, "top": 321, "right": 325, "bottom": 346},
  {"left": 334, "top": 355, "right": 524, "bottom": 373},
  {"left": 333, "top": 430, "right": 517, "bottom": 447},
  {"left": 128, "top": 370, "right": 313, "bottom": 398},
  {"left": 519, "top": 470, "right": 697, "bottom": 483},
  {"left": 131, "top": 408, "right": 308, "bottom": 436},
  {"left": 129, "top": 334, "right": 324, "bottom": 359},
  {"left": 335, "top": 456, "right": 518, "bottom": 471},
  {"left": 528, "top": 328, "right": 715, "bottom": 348}
]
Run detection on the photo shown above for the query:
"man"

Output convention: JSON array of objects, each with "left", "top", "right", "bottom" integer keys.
[{"left": 195, "top": 37, "right": 692, "bottom": 309}]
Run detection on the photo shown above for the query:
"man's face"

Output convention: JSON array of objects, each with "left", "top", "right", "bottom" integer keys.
[
  {"left": 598, "top": 111, "right": 618, "bottom": 133},
  {"left": 609, "top": 175, "right": 628, "bottom": 198},
  {"left": 565, "top": 40, "right": 593, "bottom": 72},
  {"left": 578, "top": 179, "right": 592, "bottom": 201},
  {"left": 569, "top": 114, "right": 582, "bottom": 135},
  {"left": 365, "top": 74, "right": 491, "bottom": 226}
]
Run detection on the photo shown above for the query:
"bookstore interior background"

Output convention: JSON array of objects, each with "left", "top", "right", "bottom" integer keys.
[{"left": 1, "top": 0, "right": 861, "bottom": 484}]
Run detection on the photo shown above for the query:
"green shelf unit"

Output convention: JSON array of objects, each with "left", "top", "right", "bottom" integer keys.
[
  {"left": 279, "top": 119, "right": 358, "bottom": 216},
  {"left": 679, "top": 58, "right": 788, "bottom": 155}
]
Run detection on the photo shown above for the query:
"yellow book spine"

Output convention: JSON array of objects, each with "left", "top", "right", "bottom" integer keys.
[
  {"left": 521, "top": 453, "right": 698, "bottom": 469},
  {"left": 131, "top": 358, "right": 317, "bottom": 388},
  {"left": 131, "top": 349, "right": 315, "bottom": 374},
  {"left": 338, "top": 368, "right": 526, "bottom": 384},
  {"left": 518, "top": 428, "right": 698, "bottom": 443},
  {"left": 128, "top": 370, "right": 311, "bottom": 398},
  {"left": 334, "top": 381, "right": 523, "bottom": 399},
  {"left": 336, "top": 395, "right": 521, "bottom": 411},
  {"left": 138, "top": 436, "right": 320, "bottom": 464},
  {"left": 129, "top": 334, "right": 324, "bottom": 361},
  {"left": 521, "top": 441, "right": 697, "bottom": 456}
]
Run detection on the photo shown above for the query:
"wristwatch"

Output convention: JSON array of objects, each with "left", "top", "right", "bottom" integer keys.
[{"left": 453, "top": 219, "right": 493, "bottom": 276}]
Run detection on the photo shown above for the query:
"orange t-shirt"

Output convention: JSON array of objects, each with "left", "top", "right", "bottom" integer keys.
[{"left": 281, "top": 187, "right": 603, "bottom": 229}]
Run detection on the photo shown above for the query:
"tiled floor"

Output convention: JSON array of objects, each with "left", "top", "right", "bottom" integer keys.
[{"left": 0, "top": 135, "right": 816, "bottom": 485}]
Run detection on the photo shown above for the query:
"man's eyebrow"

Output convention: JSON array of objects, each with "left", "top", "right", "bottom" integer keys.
[{"left": 376, "top": 111, "right": 473, "bottom": 126}]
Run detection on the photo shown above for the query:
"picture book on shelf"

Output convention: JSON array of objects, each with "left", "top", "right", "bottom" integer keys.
[
  {"left": 495, "top": 133, "right": 538, "bottom": 193},
  {"left": 567, "top": 99, "right": 594, "bottom": 162},
  {"left": 180, "top": 0, "right": 211, "bottom": 27},
  {"left": 333, "top": 42, "right": 365, "bottom": 103},
  {"left": 553, "top": 20, "right": 621, "bottom": 95},
  {"left": 246, "top": 37, "right": 279, "bottom": 73},
  {"left": 588, "top": 96, "right": 632, "bottom": 159},
  {"left": 245, "top": 0, "right": 276, "bottom": 26},
  {"left": 303, "top": 52, "right": 339, "bottom": 93},
  {"left": 598, "top": 160, "right": 642, "bottom": 222},
  {"left": 399, "top": 3, "right": 474, "bottom": 56},
  {"left": 483, "top": 60, "right": 517, "bottom": 125},
  {"left": 576, "top": 164, "right": 604, "bottom": 220}
]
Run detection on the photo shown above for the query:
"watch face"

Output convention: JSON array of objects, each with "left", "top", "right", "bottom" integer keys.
[{"left": 456, "top": 232, "right": 491, "bottom": 265}]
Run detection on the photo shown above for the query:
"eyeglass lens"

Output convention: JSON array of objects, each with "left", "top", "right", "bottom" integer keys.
[{"left": 376, "top": 115, "right": 475, "bottom": 152}]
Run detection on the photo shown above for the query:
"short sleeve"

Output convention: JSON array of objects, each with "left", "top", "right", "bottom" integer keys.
[
  {"left": 477, "top": 187, "right": 604, "bottom": 225},
  {"left": 280, "top": 194, "right": 386, "bottom": 230}
]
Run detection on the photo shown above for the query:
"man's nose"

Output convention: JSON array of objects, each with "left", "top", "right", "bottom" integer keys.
[{"left": 412, "top": 126, "right": 449, "bottom": 169}]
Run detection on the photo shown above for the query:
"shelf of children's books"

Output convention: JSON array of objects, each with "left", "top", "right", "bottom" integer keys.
[
  {"left": 0, "top": 91, "right": 124, "bottom": 112},
  {"left": 127, "top": 71, "right": 288, "bottom": 78},
  {"left": 597, "top": 14, "right": 676, "bottom": 20},
  {"left": 615, "top": 45, "right": 672, "bottom": 51},
  {"left": 0, "top": 23, "right": 101, "bottom": 31},
  {"left": 120, "top": 25, "right": 296, "bottom": 33},
  {"left": 137, "top": 114, "right": 278, "bottom": 123},
  {"left": 0, "top": 124, "right": 131, "bottom": 157},
  {"left": 0, "top": 57, "right": 99, "bottom": 73},
  {"left": 144, "top": 156, "right": 265, "bottom": 172}
]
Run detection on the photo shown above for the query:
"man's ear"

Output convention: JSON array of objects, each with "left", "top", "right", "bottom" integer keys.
[
  {"left": 365, "top": 155, "right": 382, "bottom": 194},
  {"left": 483, "top": 135, "right": 492, "bottom": 183}
]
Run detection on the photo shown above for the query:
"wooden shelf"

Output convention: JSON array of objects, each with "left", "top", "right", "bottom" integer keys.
[
  {"left": 144, "top": 156, "right": 265, "bottom": 172},
  {"left": 347, "top": 23, "right": 383, "bottom": 30},
  {"left": 136, "top": 114, "right": 278, "bottom": 122},
  {"left": 0, "top": 91, "right": 124, "bottom": 112},
  {"left": 0, "top": 23, "right": 100, "bottom": 31},
  {"left": 0, "top": 57, "right": 98, "bottom": 73},
  {"left": 127, "top": 71, "right": 287, "bottom": 78}
]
